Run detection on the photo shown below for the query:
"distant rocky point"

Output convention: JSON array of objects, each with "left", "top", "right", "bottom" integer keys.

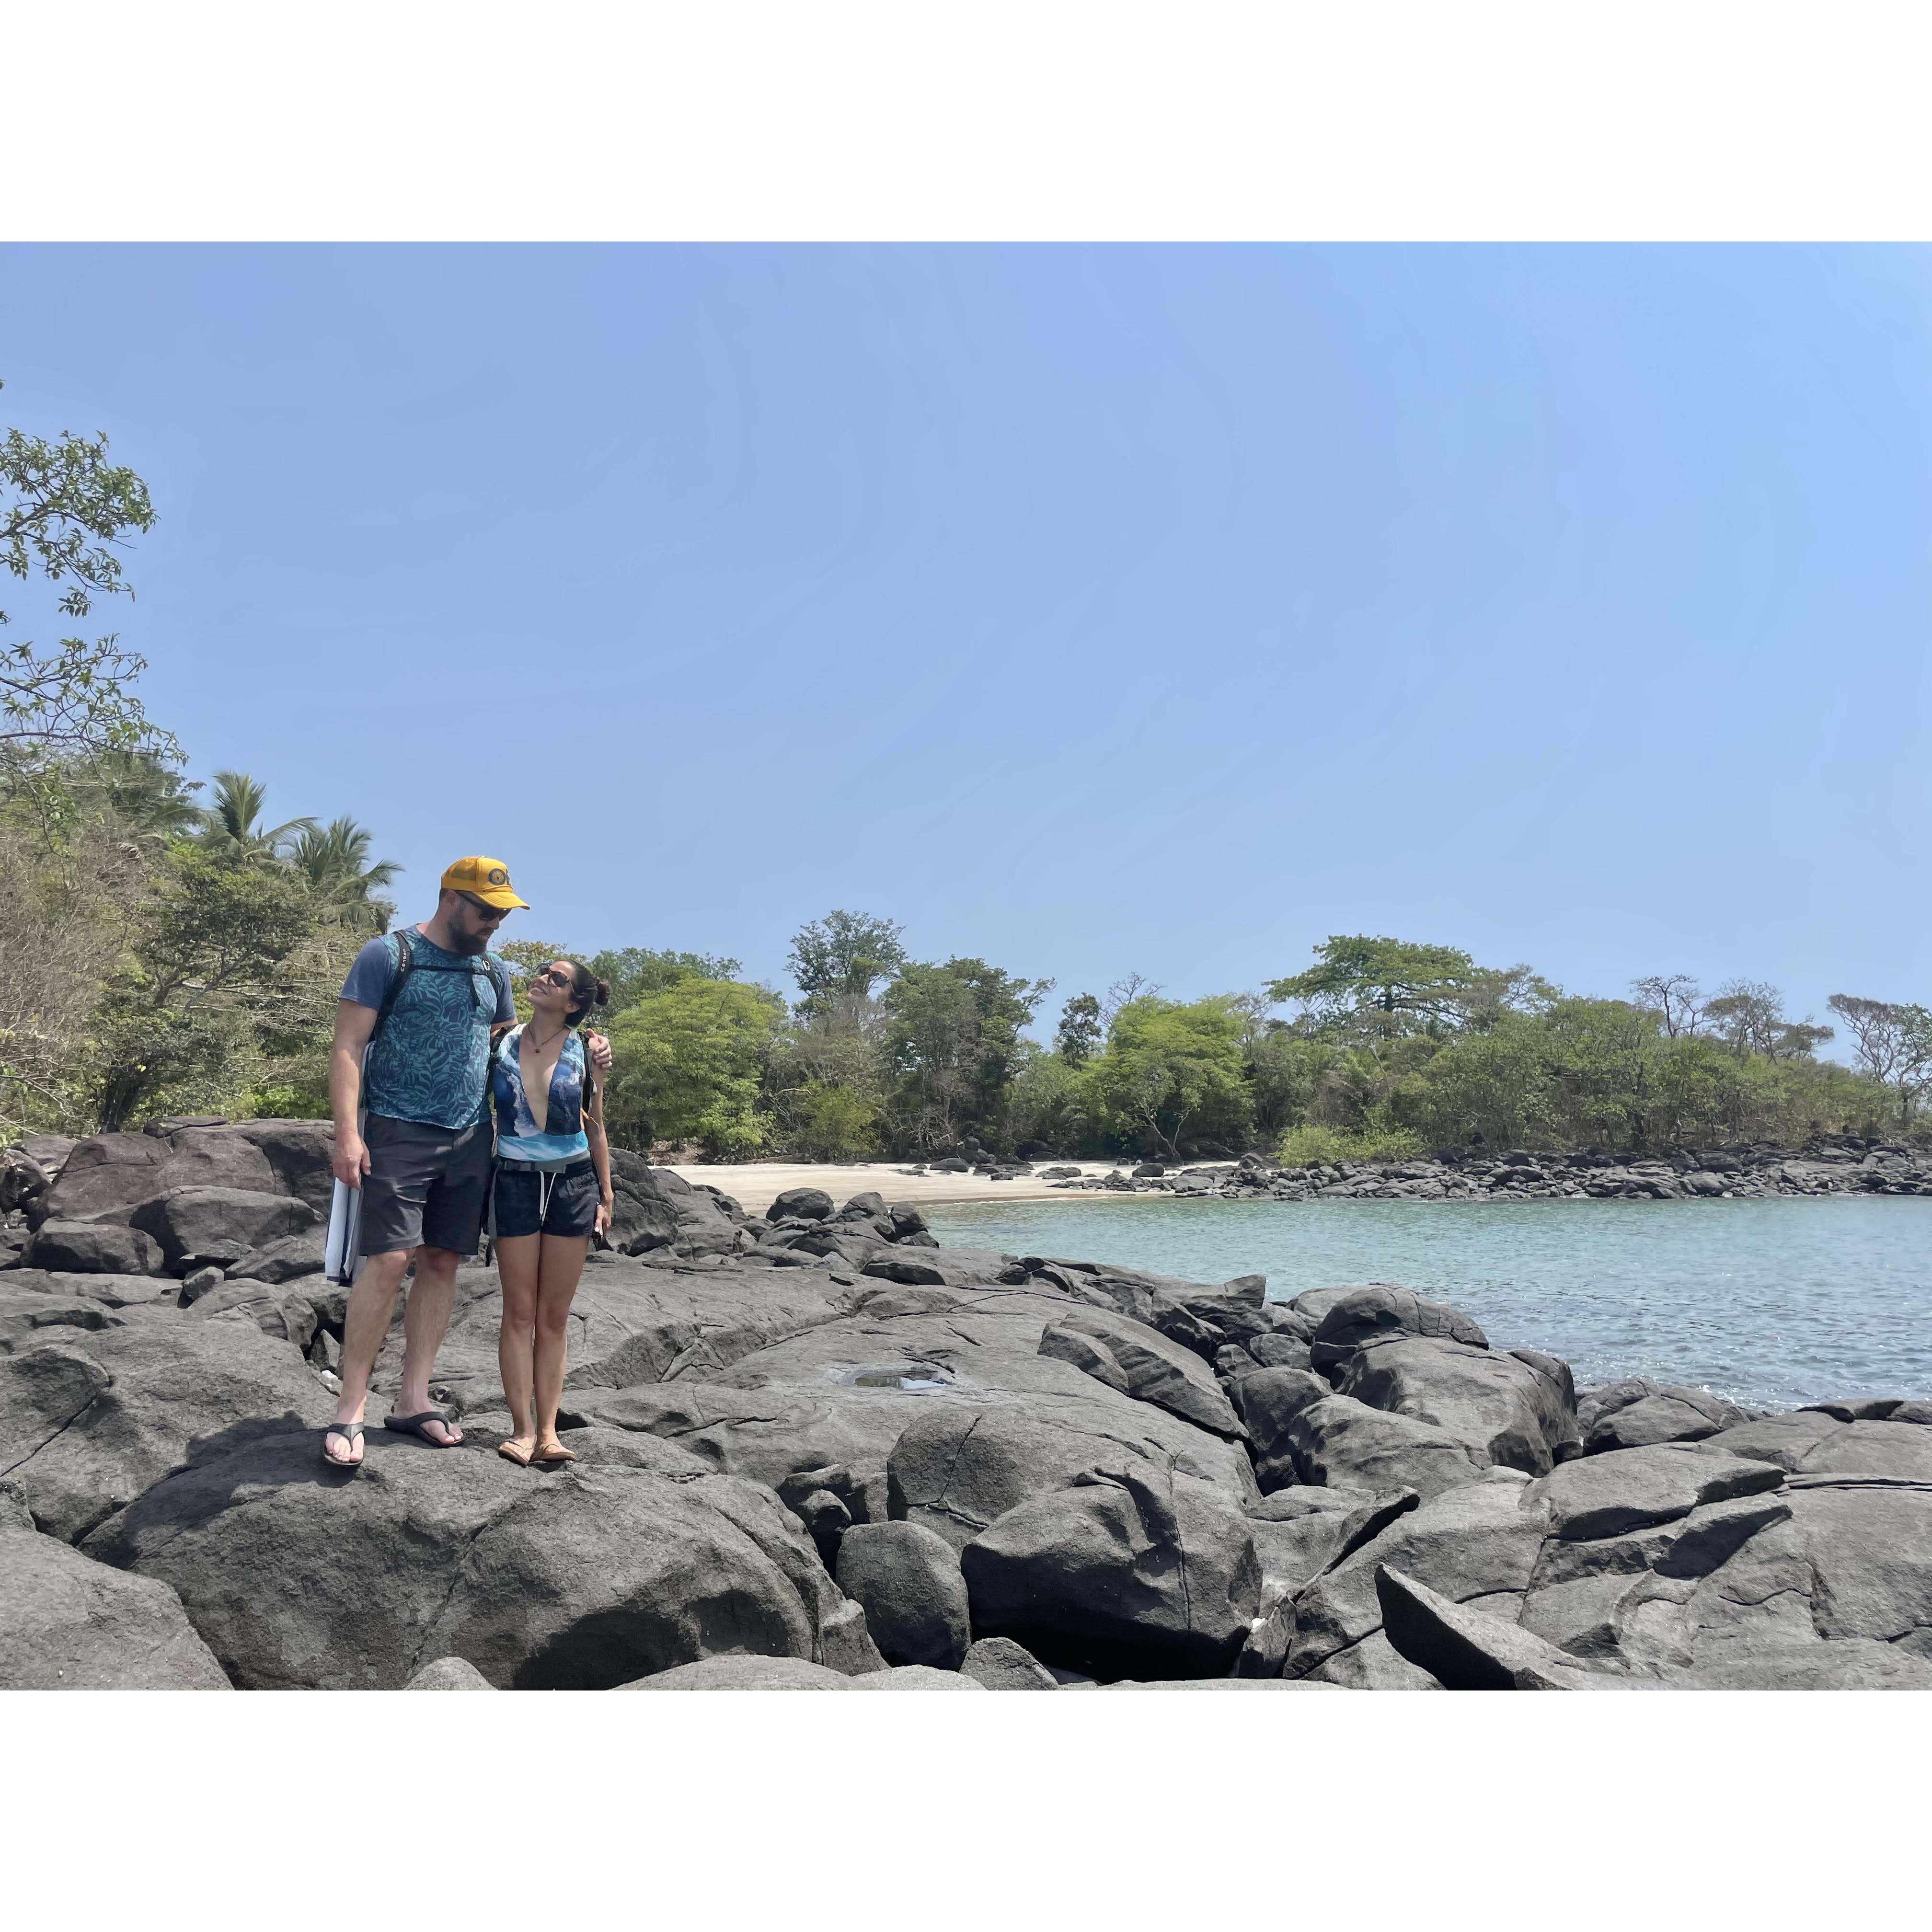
[{"left": 1046, "top": 1140, "right": 1932, "bottom": 1201}]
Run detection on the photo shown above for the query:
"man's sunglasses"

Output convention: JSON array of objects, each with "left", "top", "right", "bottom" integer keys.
[{"left": 457, "top": 893, "right": 510, "bottom": 924}]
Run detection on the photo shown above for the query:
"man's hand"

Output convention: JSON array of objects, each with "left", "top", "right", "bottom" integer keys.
[
  {"left": 587, "top": 1031, "right": 612, "bottom": 1072},
  {"left": 333, "top": 1127, "right": 371, "bottom": 1190}
]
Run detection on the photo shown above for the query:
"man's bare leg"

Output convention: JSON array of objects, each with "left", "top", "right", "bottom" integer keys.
[
  {"left": 329, "top": 1248, "right": 413, "bottom": 1466},
  {"left": 392, "top": 1245, "right": 463, "bottom": 1444}
]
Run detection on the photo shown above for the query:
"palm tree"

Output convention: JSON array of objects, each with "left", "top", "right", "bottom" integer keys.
[
  {"left": 288, "top": 815, "right": 401, "bottom": 933},
  {"left": 198, "top": 770, "right": 316, "bottom": 863},
  {"left": 78, "top": 750, "right": 205, "bottom": 840}
]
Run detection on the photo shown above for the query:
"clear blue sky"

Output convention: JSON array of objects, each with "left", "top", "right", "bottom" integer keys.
[{"left": 3, "top": 246, "right": 1927, "bottom": 1043}]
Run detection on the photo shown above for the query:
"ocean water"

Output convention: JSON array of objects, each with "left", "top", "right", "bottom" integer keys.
[{"left": 922, "top": 1195, "right": 1932, "bottom": 1412}]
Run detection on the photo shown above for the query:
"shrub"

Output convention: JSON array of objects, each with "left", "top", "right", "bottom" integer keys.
[{"left": 1277, "top": 1122, "right": 1426, "bottom": 1167}]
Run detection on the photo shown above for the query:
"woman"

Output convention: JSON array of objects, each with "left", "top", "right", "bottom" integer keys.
[{"left": 491, "top": 957, "right": 614, "bottom": 1466}]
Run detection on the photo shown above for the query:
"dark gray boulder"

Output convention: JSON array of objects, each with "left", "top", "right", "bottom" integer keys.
[
  {"left": 33, "top": 1132, "right": 172, "bottom": 1225},
  {"left": 1039, "top": 1323, "right": 1133, "bottom": 1394},
  {"left": 1231, "top": 1366, "right": 1339, "bottom": 1489},
  {"left": 129, "top": 1188, "right": 318, "bottom": 1271},
  {"left": 1037, "top": 1309, "right": 1246, "bottom": 1440},
  {"left": 87, "top": 1430, "right": 862, "bottom": 1689},
  {"left": 607, "top": 1155, "right": 744, "bottom": 1258},
  {"left": 1334, "top": 1335, "right": 1577, "bottom": 1473},
  {"left": 138, "top": 1130, "right": 279, "bottom": 1200},
  {"left": 960, "top": 1462, "right": 1262, "bottom": 1679},
  {"left": 185, "top": 1120, "right": 336, "bottom": 1211},
  {"left": 1519, "top": 1489, "right": 1794, "bottom": 1668},
  {"left": 0, "top": 1287, "right": 122, "bottom": 1356},
  {"left": 885, "top": 1394, "right": 1254, "bottom": 1555},
  {"left": 1, "top": 1268, "right": 180, "bottom": 1310},
  {"left": 0, "top": 1517, "right": 231, "bottom": 1689},
  {"left": 1706, "top": 1409, "right": 1847, "bottom": 1470},
  {"left": 1, "top": 1321, "right": 330, "bottom": 1542},
  {"left": 834, "top": 1520, "right": 971, "bottom": 1669},
  {"left": 770, "top": 1186, "right": 836, "bottom": 1224},
  {"left": 1247, "top": 1485, "right": 1420, "bottom": 1605},
  {"left": 185, "top": 1282, "right": 319, "bottom": 1351},
  {"left": 1308, "top": 1285, "right": 1490, "bottom": 1373},
  {"left": 1681, "top": 1639, "right": 1932, "bottom": 1689},
  {"left": 1023, "top": 1258, "right": 1230, "bottom": 1362},
  {"left": 1577, "top": 1378, "right": 1745, "bottom": 1451},
  {"left": 1250, "top": 1334, "right": 1314, "bottom": 1372},
  {"left": 23, "top": 1221, "right": 163, "bottom": 1277},
  {"left": 1280, "top": 1393, "right": 1487, "bottom": 1501},
  {"left": 960, "top": 1636, "right": 1059, "bottom": 1690},
  {"left": 1524, "top": 1443, "right": 1786, "bottom": 1542},
  {"left": 226, "top": 1230, "right": 327, "bottom": 1286},
  {"left": 1375, "top": 1564, "right": 1604, "bottom": 1690},
  {"left": 1287, "top": 1471, "right": 1548, "bottom": 1688}
]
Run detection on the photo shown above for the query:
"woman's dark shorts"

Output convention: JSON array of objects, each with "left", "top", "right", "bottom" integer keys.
[{"left": 493, "top": 1160, "right": 600, "bottom": 1240}]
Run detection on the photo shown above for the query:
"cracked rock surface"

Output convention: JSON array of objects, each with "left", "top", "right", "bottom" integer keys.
[{"left": 4, "top": 1138, "right": 1932, "bottom": 1690}]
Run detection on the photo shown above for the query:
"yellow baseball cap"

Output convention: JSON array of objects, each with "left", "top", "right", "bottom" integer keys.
[{"left": 440, "top": 856, "right": 529, "bottom": 910}]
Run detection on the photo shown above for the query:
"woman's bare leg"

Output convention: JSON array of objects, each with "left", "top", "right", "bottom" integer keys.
[
  {"left": 495, "top": 1233, "right": 543, "bottom": 1457},
  {"left": 532, "top": 1232, "right": 589, "bottom": 1455}
]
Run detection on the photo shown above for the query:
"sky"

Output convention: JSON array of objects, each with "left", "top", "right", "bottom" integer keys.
[{"left": 2, "top": 245, "right": 1928, "bottom": 1046}]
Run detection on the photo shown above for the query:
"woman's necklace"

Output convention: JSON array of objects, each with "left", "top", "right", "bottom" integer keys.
[{"left": 525, "top": 1018, "right": 568, "bottom": 1053}]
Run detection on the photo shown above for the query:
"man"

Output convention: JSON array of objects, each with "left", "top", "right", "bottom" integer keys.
[{"left": 322, "top": 856, "right": 610, "bottom": 1468}]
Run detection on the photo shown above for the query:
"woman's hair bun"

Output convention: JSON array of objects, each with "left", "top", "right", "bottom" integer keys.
[{"left": 593, "top": 976, "right": 613, "bottom": 1009}]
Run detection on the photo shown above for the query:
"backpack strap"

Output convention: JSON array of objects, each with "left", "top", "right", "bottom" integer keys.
[
  {"left": 369, "top": 930, "right": 414, "bottom": 1042},
  {"left": 576, "top": 1026, "right": 600, "bottom": 1114}
]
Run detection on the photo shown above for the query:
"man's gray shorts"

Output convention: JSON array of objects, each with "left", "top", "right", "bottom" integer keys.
[{"left": 357, "top": 1115, "right": 494, "bottom": 1259}]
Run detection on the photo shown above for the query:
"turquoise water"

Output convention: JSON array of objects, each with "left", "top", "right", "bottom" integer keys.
[{"left": 923, "top": 1196, "right": 1932, "bottom": 1412}]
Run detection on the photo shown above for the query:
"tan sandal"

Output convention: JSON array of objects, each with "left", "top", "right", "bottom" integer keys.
[
  {"left": 498, "top": 1438, "right": 535, "bottom": 1467},
  {"left": 532, "top": 1438, "right": 577, "bottom": 1465}
]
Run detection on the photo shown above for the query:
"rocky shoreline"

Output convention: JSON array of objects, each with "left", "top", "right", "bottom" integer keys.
[
  {"left": 1029, "top": 1137, "right": 1932, "bottom": 1201},
  {"left": 4, "top": 1118, "right": 1931, "bottom": 1690}
]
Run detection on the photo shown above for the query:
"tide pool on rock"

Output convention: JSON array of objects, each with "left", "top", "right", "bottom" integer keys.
[{"left": 926, "top": 1196, "right": 1932, "bottom": 1412}]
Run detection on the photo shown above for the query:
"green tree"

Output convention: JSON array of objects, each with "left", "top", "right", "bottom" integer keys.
[
  {"left": 780, "top": 1081, "right": 880, "bottom": 1162},
  {"left": 1270, "top": 935, "right": 1550, "bottom": 1046},
  {"left": 1086, "top": 995, "right": 1253, "bottom": 1159},
  {"left": 287, "top": 816, "right": 400, "bottom": 933},
  {"left": 1268, "top": 935, "right": 1492, "bottom": 1040},
  {"left": 603, "top": 977, "right": 785, "bottom": 1157},
  {"left": 589, "top": 945, "right": 743, "bottom": 1016},
  {"left": 788, "top": 909, "right": 907, "bottom": 1021},
  {"left": 2, "top": 380, "right": 173, "bottom": 766},
  {"left": 89, "top": 849, "right": 322, "bottom": 1129},
  {"left": 1054, "top": 992, "right": 1103, "bottom": 1067},
  {"left": 196, "top": 770, "right": 315, "bottom": 864},
  {"left": 1828, "top": 993, "right": 1932, "bottom": 1126},
  {"left": 882, "top": 957, "right": 1046, "bottom": 1151},
  {"left": 1004, "top": 1045, "right": 1093, "bottom": 1155}
]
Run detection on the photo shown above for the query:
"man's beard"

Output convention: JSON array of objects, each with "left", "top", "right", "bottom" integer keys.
[{"left": 447, "top": 922, "right": 491, "bottom": 956}]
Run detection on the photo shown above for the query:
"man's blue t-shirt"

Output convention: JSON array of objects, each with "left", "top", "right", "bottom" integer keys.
[{"left": 340, "top": 930, "right": 515, "bottom": 1131}]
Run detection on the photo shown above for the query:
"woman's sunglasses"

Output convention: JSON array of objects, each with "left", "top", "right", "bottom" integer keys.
[{"left": 532, "top": 966, "right": 574, "bottom": 989}]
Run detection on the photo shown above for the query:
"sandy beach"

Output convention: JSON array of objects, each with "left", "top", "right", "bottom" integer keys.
[{"left": 664, "top": 1160, "right": 1138, "bottom": 1216}]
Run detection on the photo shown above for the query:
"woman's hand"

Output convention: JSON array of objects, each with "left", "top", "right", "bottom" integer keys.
[{"left": 596, "top": 1196, "right": 613, "bottom": 1240}]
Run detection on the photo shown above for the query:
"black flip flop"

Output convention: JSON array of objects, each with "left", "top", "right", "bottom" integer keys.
[
  {"left": 383, "top": 1410, "right": 462, "bottom": 1447},
  {"left": 322, "top": 1421, "right": 364, "bottom": 1468}
]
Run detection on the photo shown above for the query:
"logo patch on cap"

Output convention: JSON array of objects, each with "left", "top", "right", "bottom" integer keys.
[{"left": 487, "top": 867, "right": 508, "bottom": 886}]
